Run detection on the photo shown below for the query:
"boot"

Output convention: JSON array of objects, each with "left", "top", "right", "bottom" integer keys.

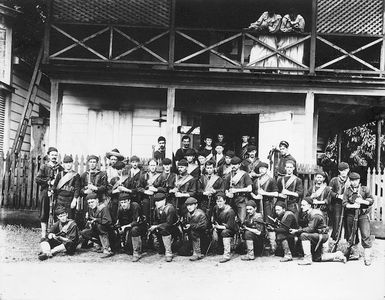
[
  {"left": 268, "top": 232, "right": 277, "bottom": 255},
  {"left": 190, "top": 238, "right": 203, "bottom": 261},
  {"left": 349, "top": 245, "right": 360, "bottom": 260},
  {"left": 132, "top": 236, "right": 142, "bottom": 262},
  {"left": 241, "top": 240, "right": 255, "bottom": 261},
  {"left": 321, "top": 251, "right": 346, "bottom": 263},
  {"left": 364, "top": 248, "right": 372, "bottom": 266},
  {"left": 51, "top": 244, "right": 66, "bottom": 256},
  {"left": 99, "top": 234, "right": 114, "bottom": 258},
  {"left": 280, "top": 239, "right": 293, "bottom": 262},
  {"left": 162, "top": 235, "right": 173, "bottom": 262},
  {"left": 298, "top": 240, "right": 312, "bottom": 265},
  {"left": 219, "top": 237, "right": 231, "bottom": 263}
]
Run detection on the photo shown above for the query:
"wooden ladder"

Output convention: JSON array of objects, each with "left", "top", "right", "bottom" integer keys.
[{"left": 11, "top": 46, "right": 43, "bottom": 155}]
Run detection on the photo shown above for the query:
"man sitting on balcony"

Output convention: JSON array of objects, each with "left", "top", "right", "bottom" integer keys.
[
  {"left": 248, "top": 9, "right": 282, "bottom": 69},
  {"left": 279, "top": 8, "right": 305, "bottom": 73}
]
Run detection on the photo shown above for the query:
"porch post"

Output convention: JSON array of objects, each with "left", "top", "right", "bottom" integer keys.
[
  {"left": 376, "top": 119, "right": 382, "bottom": 170},
  {"left": 166, "top": 87, "right": 175, "bottom": 158},
  {"left": 49, "top": 80, "right": 59, "bottom": 147},
  {"left": 337, "top": 132, "right": 342, "bottom": 164},
  {"left": 304, "top": 91, "right": 316, "bottom": 164}
]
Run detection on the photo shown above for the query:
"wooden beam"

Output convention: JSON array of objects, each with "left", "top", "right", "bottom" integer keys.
[
  {"left": 309, "top": 0, "right": 317, "bottom": 75},
  {"left": 337, "top": 132, "right": 342, "bottom": 164},
  {"left": 318, "top": 95, "right": 385, "bottom": 107},
  {"left": 304, "top": 91, "right": 315, "bottom": 164},
  {"left": 166, "top": 87, "right": 175, "bottom": 158},
  {"left": 49, "top": 80, "right": 59, "bottom": 147},
  {"left": 168, "top": 0, "right": 176, "bottom": 70},
  {"left": 376, "top": 119, "right": 382, "bottom": 170}
]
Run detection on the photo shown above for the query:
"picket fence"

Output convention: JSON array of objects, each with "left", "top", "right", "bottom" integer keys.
[
  {"left": 367, "top": 168, "right": 385, "bottom": 223},
  {"left": 0, "top": 152, "right": 151, "bottom": 210}
]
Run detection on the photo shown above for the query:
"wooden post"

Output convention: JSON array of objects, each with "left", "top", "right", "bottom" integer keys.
[
  {"left": 42, "top": 0, "right": 53, "bottom": 64},
  {"left": 166, "top": 87, "right": 176, "bottom": 158},
  {"left": 376, "top": 119, "right": 382, "bottom": 170},
  {"left": 380, "top": 3, "right": 385, "bottom": 76},
  {"left": 168, "top": 0, "right": 176, "bottom": 69},
  {"left": 309, "top": 0, "right": 317, "bottom": 75},
  {"left": 337, "top": 132, "right": 342, "bottom": 164},
  {"left": 304, "top": 91, "right": 315, "bottom": 164},
  {"left": 49, "top": 80, "right": 59, "bottom": 147}
]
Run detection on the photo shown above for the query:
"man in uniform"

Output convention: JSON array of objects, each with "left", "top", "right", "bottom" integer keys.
[
  {"left": 107, "top": 160, "right": 126, "bottom": 224},
  {"left": 184, "top": 197, "right": 209, "bottom": 261},
  {"left": 52, "top": 155, "right": 81, "bottom": 220},
  {"left": 185, "top": 148, "right": 200, "bottom": 180},
  {"left": 251, "top": 161, "right": 278, "bottom": 253},
  {"left": 329, "top": 162, "right": 350, "bottom": 241},
  {"left": 199, "top": 135, "right": 214, "bottom": 162},
  {"left": 105, "top": 148, "right": 125, "bottom": 182},
  {"left": 38, "top": 206, "right": 79, "bottom": 261},
  {"left": 213, "top": 142, "right": 226, "bottom": 171},
  {"left": 175, "top": 135, "right": 191, "bottom": 164},
  {"left": 197, "top": 151, "right": 207, "bottom": 177},
  {"left": 225, "top": 156, "right": 252, "bottom": 223},
  {"left": 242, "top": 145, "right": 260, "bottom": 180},
  {"left": 217, "top": 133, "right": 227, "bottom": 152},
  {"left": 198, "top": 160, "right": 224, "bottom": 215},
  {"left": 277, "top": 160, "right": 303, "bottom": 219},
  {"left": 342, "top": 172, "right": 374, "bottom": 266},
  {"left": 306, "top": 171, "right": 331, "bottom": 226},
  {"left": 290, "top": 197, "right": 346, "bottom": 265},
  {"left": 152, "top": 158, "right": 176, "bottom": 203},
  {"left": 238, "top": 135, "right": 250, "bottom": 160},
  {"left": 121, "top": 156, "right": 142, "bottom": 203},
  {"left": 212, "top": 192, "right": 237, "bottom": 263},
  {"left": 218, "top": 150, "right": 234, "bottom": 179},
  {"left": 116, "top": 192, "right": 144, "bottom": 262},
  {"left": 154, "top": 136, "right": 166, "bottom": 164},
  {"left": 148, "top": 193, "right": 178, "bottom": 262},
  {"left": 80, "top": 193, "right": 114, "bottom": 258},
  {"left": 169, "top": 159, "right": 197, "bottom": 217},
  {"left": 241, "top": 200, "right": 264, "bottom": 260},
  {"left": 35, "top": 146, "right": 63, "bottom": 238},
  {"left": 275, "top": 141, "right": 296, "bottom": 178},
  {"left": 268, "top": 201, "right": 298, "bottom": 262},
  {"left": 138, "top": 159, "right": 162, "bottom": 226}
]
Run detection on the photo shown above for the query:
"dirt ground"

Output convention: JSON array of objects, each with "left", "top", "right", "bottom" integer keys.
[{"left": 0, "top": 225, "right": 384, "bottom": 300}]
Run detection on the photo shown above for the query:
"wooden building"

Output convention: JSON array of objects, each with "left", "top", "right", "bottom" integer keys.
[
  {"left": 0, "top": 4, "right": 51, "bottom": 155},
  {"left": 43, "top": 0, "right": 385, "bottom": 165}
]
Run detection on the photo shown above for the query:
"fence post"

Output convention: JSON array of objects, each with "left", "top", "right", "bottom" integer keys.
[{"left": 26, "top": 153, "right": 33, "bottom": 209}]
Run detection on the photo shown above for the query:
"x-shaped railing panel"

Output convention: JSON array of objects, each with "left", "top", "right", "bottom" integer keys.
[
  {"left": 175, "top": 31, "right": 242, "bottom": 66},
  {"left": 316, "top": 36, "right": 382, "bottom": 71},
  {"left": 245, "top": 33, "right": 310, "bottom": 69}
]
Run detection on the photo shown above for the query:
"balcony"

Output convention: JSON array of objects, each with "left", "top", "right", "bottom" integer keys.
[{"left": 43, "top": 0, "right": 385, "bottom": 78}]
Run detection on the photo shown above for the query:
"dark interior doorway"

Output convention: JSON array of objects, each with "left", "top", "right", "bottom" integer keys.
[{"left": 200, "top": 114, "right": 259, "bottom": 153}]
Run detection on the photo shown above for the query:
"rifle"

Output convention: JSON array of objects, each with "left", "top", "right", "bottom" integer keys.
[
  {"left": 331, "top": 206, "right": 345, "bottom": 253},
  {"left": 344, "top": 208, "right": 359, "bottom": 260},
  {"left": 267, "top": 215, "right": 291, "bottom": 230},
  {"left": 48, "top": 165, "right": 60, "bottom": 227}
]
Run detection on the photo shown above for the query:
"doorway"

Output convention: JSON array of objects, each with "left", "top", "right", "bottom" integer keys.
[{"left": 200, "top": 114, "right": 259, "bottom": 153}]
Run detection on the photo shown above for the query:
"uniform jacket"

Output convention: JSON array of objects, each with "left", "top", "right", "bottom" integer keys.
[
  {"left": 117, "top": 202, "right": 142, "bottom": 227},
  {"left": 186, "top": 208, "right": 208, "bottom": 231},
  {"left": 213, "top": 204, "right": 237, "bottom": 232}
]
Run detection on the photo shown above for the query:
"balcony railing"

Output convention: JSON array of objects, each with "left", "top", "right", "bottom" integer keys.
[{"left": 44, "top": 23, "right": 385, "bottom": 77}]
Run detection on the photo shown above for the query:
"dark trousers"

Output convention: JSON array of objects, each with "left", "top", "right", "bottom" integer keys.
[
  {"left": 39, "top": 189, "right": 50, "bottom": 222},
  {"left": 300, "top": 232, "right": 328, "bottom": 261},
  {"left": 330, "top": 200, "right": 343, "bottom": 240},
  {"left": 231, "top": 196, "right": 247, "bottom": 223},
  {"left": 262, "top": 199, "right": 275, "bottom": 223},
  {"left": 108, "top": 198, "right": 119, "bottom": 225},
  {"left": 172, "top": 197, "right": 188, "bottom": 217},
  {"left": 43, "top": 237, "right": 77, "bottom": 254},
  {"left": 142, "top": 196, "right": 154, "bottom": 225},
  {"left": 81, "top": 223, "right": 112, "bottom": 247},
  {"left": 345, "top": 211, "right": 372, "bottom": 248}
]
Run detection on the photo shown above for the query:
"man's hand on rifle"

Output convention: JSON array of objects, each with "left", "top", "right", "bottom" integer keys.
[
  {"left": 184, "top": 224, "right": 191, "bottom": 230},
  {"left": 267, "top": 224, "right": 275, "bottom": 232},
  {"left": 169, "top": 187, "right": 177, "bottom": 194},
  {"left": 337, "top": 194, "right": 344, "bottom": 200},
  {"left": 225, "top": 190, "right": 234, "bottom": 198},
  {"left": 213, "top": 222, "right": 226, "bottom": 230},
  {"left": 348, "top": 202, "right": 360, "bottom": 209},
  {"left": 144, "top": 190, "right": 154, "bottom": 196},
  {"left": 149, "top": 186, "right": 158, "bottom": 192},
  {"left": 48, "top": 233, "right": 56, "bottom": 239},
  {"left": 149, "top": 225, "right": 158, "bottom": 232},
  {"left": 70, "top": 198, "right": 77, "bottom": 209},
  {"left": 289, "top": 228, "right": 299, "bottom": 235}
]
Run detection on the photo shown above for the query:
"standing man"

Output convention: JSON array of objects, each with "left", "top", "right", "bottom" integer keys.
[
  {"left": 199, "top": 135, "right": 214, "bottom": 162},
  {"left": 241, "top": 200, "right": 264, "bottom": 261},
  {"left": 148, "top": 193, "right": 179, "bottom": 262},
  {"left": 329, "top": 162, "right": 350, "bottom": 242},
  {"left": 242, "top": 145, "right": 260, "bottom": 180},
  {"left": 218, "top": 150, "right": 234, "bottom": 179},
  {"left": 290, "top": 197, "right": 346, "bottom": 265},
  {"left": 174, "top": 135, "right": 191, "bottom": 164},
  {"left": 238, "top": 135, "right": 250, "bottom": 160},
  {"left": 198, "top": 160, "right": 224, "bottom": 215},
  {"left": 169, "top": 159, "right": 197, "bottom": 217},
  {"left": 105, "top": 148, "right": 125, "bottom": 182},
  {"left": 52, "top": 155, "right": 81, "bottom": 220},
  {"left": 121, "top": 156, "right": 142, "bottom": 203},
  {"left": 138, "top": 159, "right": 161, "bottom": 226},
  {"left": 107, "top": 160, "right": 126, "bottom": 224},
  {"left": 38, "top": 206, "right": 79, "bottom": 261},
  {"left": 306, "top": 171, "right": 331, "bottom": 226},
  {"left": 217, "top": 133, "right": 227, "bottom": 151},
  {"left": 212, "top": 192, "right": 237, "bottom": 263},
  {"left": 116, "top": 193, "right": 145, "bottom": 262},
  {"left": 225, "top": 156, "right": 252, "bottom": 223},
  {"left": 342, "top": 172, "right": 373, "bottom": 266},
  {"left": 184, "top": 197, "right": 209, "bottom": 261},
  {"left": 276, "top": 141, "right": 296, "bottom": 178},
  {"left": 154, "top": 136, "right": 166, "bottom": 164},
  {"left": 213, "top": 142, "right": 226, "bottom": 171},
  {"left": 268, "top": 201, "right": 298, "bottom": 262},
  {"left": 153, "top": 158, "right": 176, "bottom": 203},
  {"left": 35, "top": 146, "right": 63, "bottom": 238},
  {"left": 277, "top": 160, "right": 303, "bottom": 218},
  {"left": 185, "top": 148, "right": 200, "bottom": 180},
  {"left": 251, "top": 161, "right": 278, "bottom": 253}
]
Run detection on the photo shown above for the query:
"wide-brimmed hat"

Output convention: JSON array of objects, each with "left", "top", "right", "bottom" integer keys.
[{"left": 106, "top": 148, "right": 124, "bottom": 161}]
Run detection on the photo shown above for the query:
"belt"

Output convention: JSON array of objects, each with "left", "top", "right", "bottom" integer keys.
[{"left": 233, "top": 192, "right": 249, "bottom": 197}]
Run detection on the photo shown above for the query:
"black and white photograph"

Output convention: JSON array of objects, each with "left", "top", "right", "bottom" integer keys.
[{"left": 0, "top": 0, "right": 384, "bottom": 299}]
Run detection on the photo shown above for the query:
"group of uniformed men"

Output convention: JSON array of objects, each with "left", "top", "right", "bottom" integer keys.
[{"left": 36, "top": 135, "right": 374, "bottom": 266}]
